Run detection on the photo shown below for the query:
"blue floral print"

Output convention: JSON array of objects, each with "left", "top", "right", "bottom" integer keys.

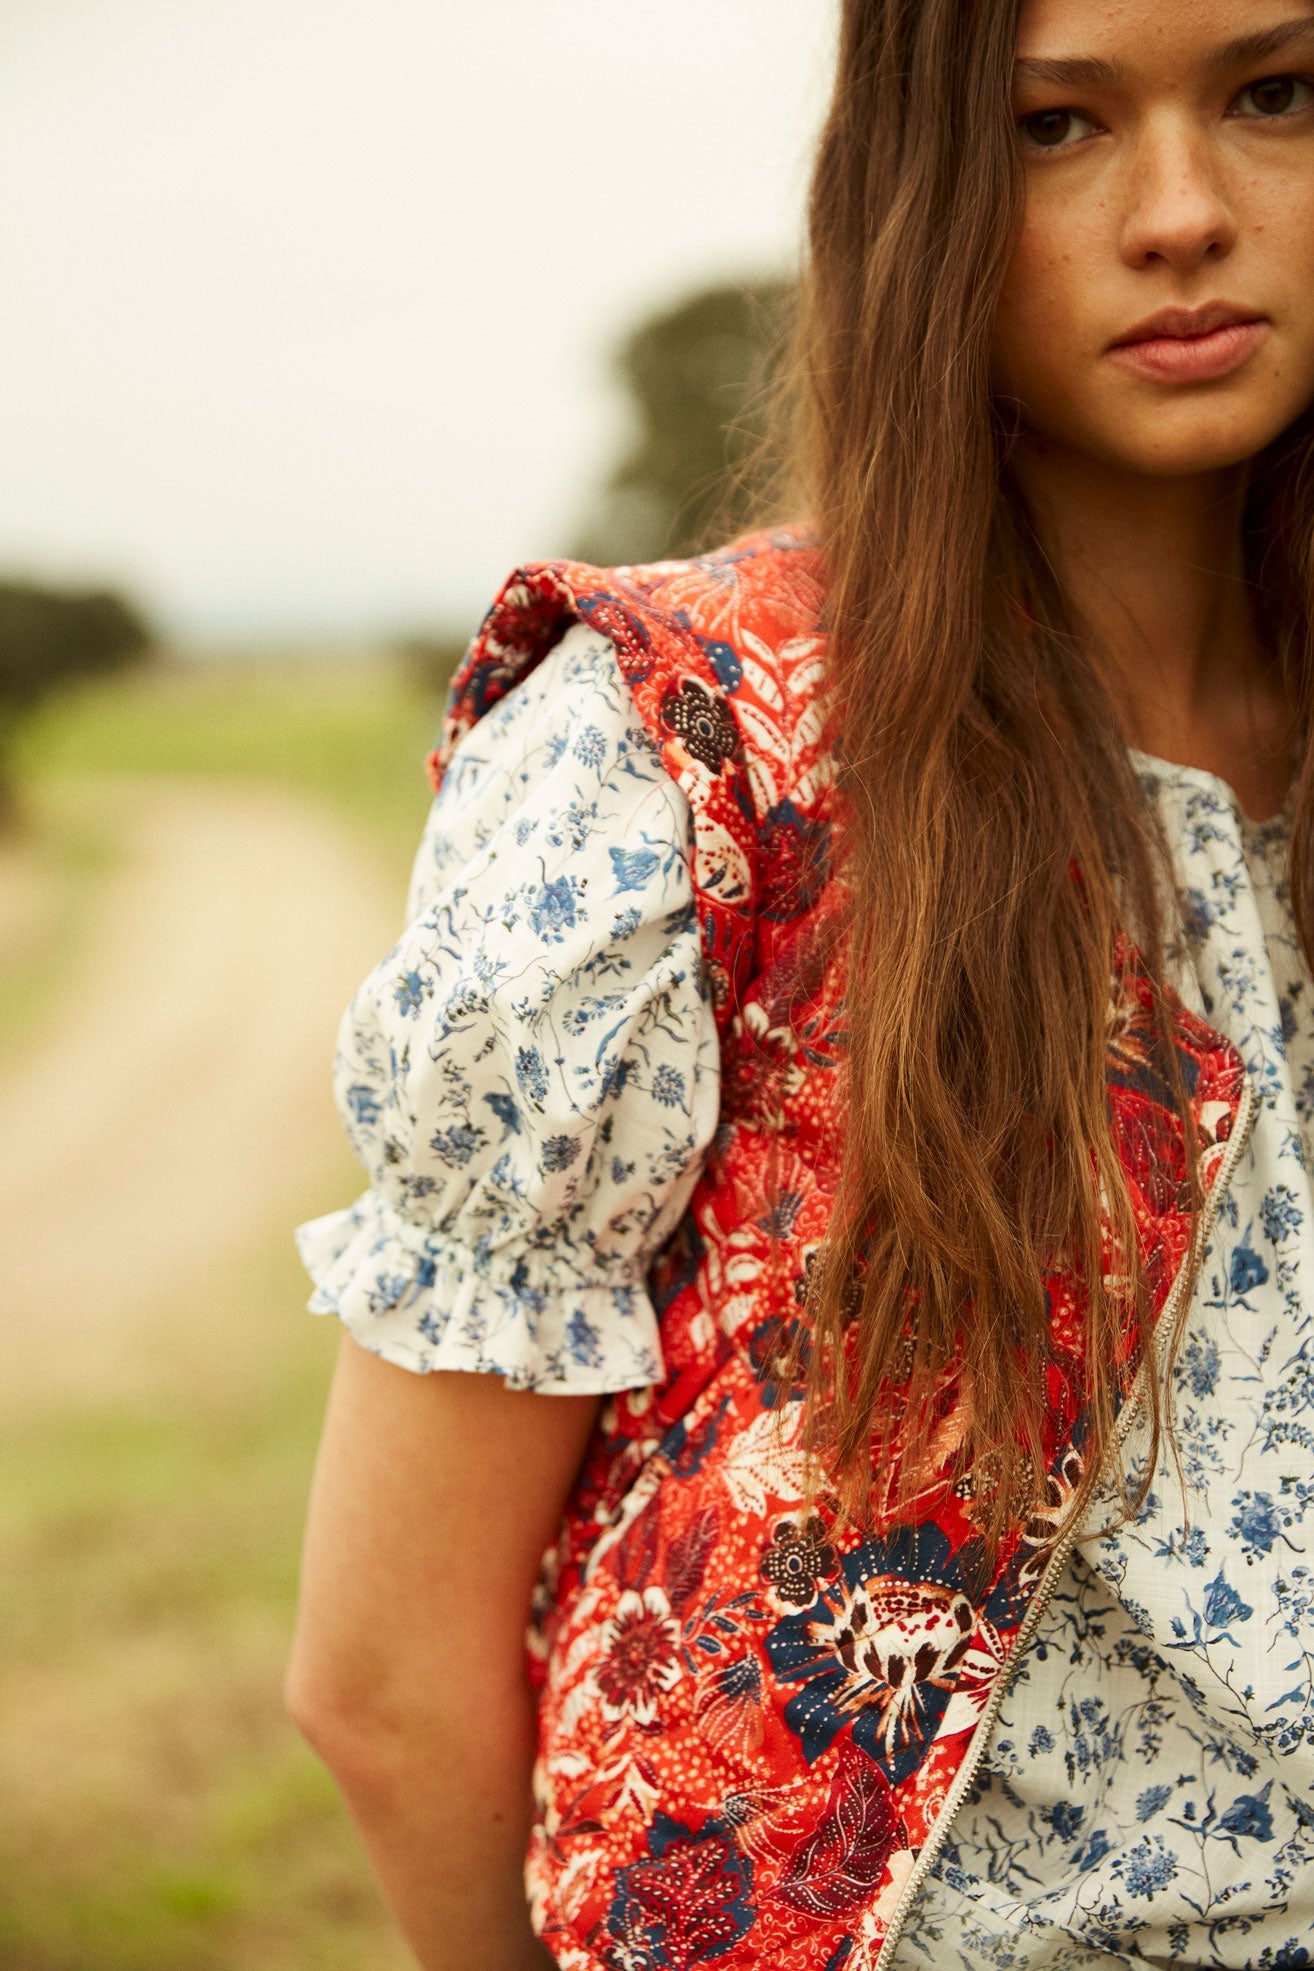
[
  {"left": 896, "top": 761, "right": 1314, "bottom": 1966},
  {"left": 295, "top": 625, "right": 720, "bottom": 1393}
]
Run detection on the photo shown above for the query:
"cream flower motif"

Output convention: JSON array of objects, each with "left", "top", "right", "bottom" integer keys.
[{"left": 594, "top": 1586, "right": 683, "bottom": 1724}]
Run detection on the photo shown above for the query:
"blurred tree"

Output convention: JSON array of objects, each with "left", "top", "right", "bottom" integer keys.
[
  {"left": 573, "top": 277, "right": 796, "bottom": 568},
  {"left": 0, "top": 580, "right": 153, "bottom": 824}
]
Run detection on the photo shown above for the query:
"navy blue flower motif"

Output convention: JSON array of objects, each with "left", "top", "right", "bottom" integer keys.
[
  {"left": 1156, "top": 1520, "right": 1211, "bottom": 1569},
  {"left": 1229, "top": 1239, "right": 1270, "bottom": 1297},
  {"left": 651, "top": 1064, "right": 687, "bottom": 1109},
  {"left": 571, "top": 721, "right": 607, "bottom": 768},
  {"left": 766, "top": 1521, "right": 993, "bottom": 1785},
  {"left": 606, "top": 1812, "right": 755, "bottom": 1967},
  {"left": 1261, "top": 1183, "right": 1303, "bottom": 1244},
  {"left": 343, "top": 1081, "right": 382, "bottom": 1128},
  {"left": 1028, "top": 1724, "right": 1054, "bottom": 1756},
  {"left": 1136, "top": 1784, "right": 1173, "bottom": 1821},
  {"left": 1073, "top": 1828, "right": 1112, "bottom": 1872},
  {"left": 541, "top": 1133, "right": 581, "bottom": 1174},
  {"left": 1203, "top": 1567, "right": 1254, "bottom": 1631},
  {"left": 566, "top": 1306, "right": 603, "bottom": 1369},
  {"left": 1181, "top": 1525, "right": 1209, "bottom": 1568},
  {"left": 392, "top": 968, "right": 427, "bottom": 1016},
  {"left": 1217, "top": 1780, "right": 1274, "bottom": 1845},
  {"left": 527, "top": 874, "right": 582, "bottom": 943},
  {"left": 514, "top": 1045, "right": 549, "bottom": 1105},
  {"left": 429, "top": 1122, "right": 486, "bottom": 1167},
  {"left": 506, "top": 1258, "right": 546, "bottom": 1313},
  {"left": 609, "top": 844, "right": 660, "bottom": 893},
  {"left": 365, "top": 1270, "right": 411, "bottom": 1315},
  {"left": 1230, "top": 1490, "right": 1284, "bottom": 1561},
  {"left": 600, "top": 1056, "right": 633, "bottom": 1100},
  {"left": 1181, "top": 886, "right": 1216, "bottom": 943},
  {"left": 1176, "top": 1333, "right": 1221, "bottom": 1399},
  {"left": 1112, "top": 1834, "right": 1178, "bottom": 1899},
  {"left": 483, "top": 1091, "right": 521, "bottom": 1141}
]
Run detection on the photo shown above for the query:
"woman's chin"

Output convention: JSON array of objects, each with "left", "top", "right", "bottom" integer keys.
[{"left": 1045, "top": 411, "right": 1298, "bottom": 481}]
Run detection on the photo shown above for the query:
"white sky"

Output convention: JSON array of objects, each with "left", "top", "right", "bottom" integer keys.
[{"left": 0, "top": 1, "right": 835, "bottom": 641}]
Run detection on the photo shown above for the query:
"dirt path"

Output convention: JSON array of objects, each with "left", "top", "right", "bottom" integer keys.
[{"left": 0, "top": 776, "right": 402, "bottom": 1413}]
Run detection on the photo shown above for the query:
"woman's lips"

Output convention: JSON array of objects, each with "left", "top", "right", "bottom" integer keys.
[{"left": 1106, "top": 318, "right": 1269, "bottom": 383}]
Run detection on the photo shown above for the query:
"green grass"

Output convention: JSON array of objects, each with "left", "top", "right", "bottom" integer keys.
[
  {"left": 0, "top": 656, "right": 455, "bottom": 1970},
  {"left": 0, "top": 652, "right": 451, "bottom": 1064},
  {"left": 0, "top": 1184, "right": 415, "bottom": 1971},
  {"left": 13, "top": 651, "right": 452, "bottom": 854}
]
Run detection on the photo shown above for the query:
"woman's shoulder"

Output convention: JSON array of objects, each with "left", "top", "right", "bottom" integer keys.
[
  {"left": 432, "top": 524, "right": 828, "bottom": 789},
  {"left": 408, "top": 616, "right": 687, "bottom": 927}
]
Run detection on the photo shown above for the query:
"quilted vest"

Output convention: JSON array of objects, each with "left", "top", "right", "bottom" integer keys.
[{"left": 429, "top": 528, "right": 1254, "bottom": 1971}]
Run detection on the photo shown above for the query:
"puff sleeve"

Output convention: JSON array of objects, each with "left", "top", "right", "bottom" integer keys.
[{"left": 293, "top": 622, "right": 720, "bottom": 1392}]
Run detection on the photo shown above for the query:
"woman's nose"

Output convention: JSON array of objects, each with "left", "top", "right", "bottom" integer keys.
[{"left": 1117, "top": 120, "right": 1238, "bottom": 273}]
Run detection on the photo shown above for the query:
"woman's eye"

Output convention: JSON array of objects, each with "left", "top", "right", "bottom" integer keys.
[
  {"left": 1233, "top": 73, "right": 1313, "bottom": 119},
  {"left": 1018, "top": 108, "right": 1095, "bottom": 151}
]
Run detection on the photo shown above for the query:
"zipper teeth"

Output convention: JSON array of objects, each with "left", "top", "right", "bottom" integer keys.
[{"left": 872, "top": 1069, "right": 1257, "bottom": 1970}]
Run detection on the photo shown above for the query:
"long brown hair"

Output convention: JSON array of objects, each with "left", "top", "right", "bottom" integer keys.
[{"left": 783, "top": 0, "right": 1314, "bottom": 1549}]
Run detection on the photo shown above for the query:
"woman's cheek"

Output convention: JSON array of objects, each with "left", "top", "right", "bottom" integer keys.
[
  {"left": 992, "top": 224, "right": 1104, "bottom": 441},
  {"left": 991, "top": 256, "right": 1066, "bottom": 411}
]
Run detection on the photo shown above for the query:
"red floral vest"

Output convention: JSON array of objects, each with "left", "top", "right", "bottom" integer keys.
[{"left": 430, "top": 529, "right": 1253, "bottom": 1971}]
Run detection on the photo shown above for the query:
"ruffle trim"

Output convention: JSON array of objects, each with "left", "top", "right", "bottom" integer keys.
[{"left": 294, "top": 1192, "right": 665, "bottom": 1394}]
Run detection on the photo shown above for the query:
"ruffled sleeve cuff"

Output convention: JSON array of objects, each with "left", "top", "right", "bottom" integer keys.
[{"left": 294, "top": 1190, "right": 665, "bottom": 1394}]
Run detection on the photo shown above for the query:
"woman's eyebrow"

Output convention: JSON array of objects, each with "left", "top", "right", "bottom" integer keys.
[
  {"left": 1215, "top": 18, "right": 1314, "bottom": 68},
  {"left": 1012, "top": 56, "right": 1119, "bottom": 91},
  {"left": 1014, "top": 18, "right": 1314, "bottom": 93}
]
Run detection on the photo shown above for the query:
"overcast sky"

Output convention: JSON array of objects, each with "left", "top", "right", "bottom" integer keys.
[{"left": 0, "top": 1, "right": 835, "bottom": 642}]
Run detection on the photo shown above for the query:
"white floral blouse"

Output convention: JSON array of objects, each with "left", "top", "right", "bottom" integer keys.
[
  {"left": 298, "top": 632, "right": 1314, "bottom": 1964},
  {"left": 896, "top": 759, "right": 1314, "bottom": 1968},
  {"left": 295, "top": 623, "right": 719, "bottom": 1393}
]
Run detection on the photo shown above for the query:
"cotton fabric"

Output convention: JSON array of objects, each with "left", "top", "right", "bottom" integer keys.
[
  {"left": 298, "top": 630, "right": 1314, "bottom": 1962},
  {"left": 895, "top": 758, "right": 1314, "bottom": 1967},
  {"left": 295, "top": 623, "right": 719, "bottom": 1393}
]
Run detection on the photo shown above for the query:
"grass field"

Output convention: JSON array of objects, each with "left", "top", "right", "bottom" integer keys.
[
  {"left": 0, "top": 652, "right": 456, "bottom": 1970},
  {"left": 13, "top": 651, "right": 444, "bottom": 848},
  {"left": 3, "top": 653, "right": 445, "bottom": 1067}
]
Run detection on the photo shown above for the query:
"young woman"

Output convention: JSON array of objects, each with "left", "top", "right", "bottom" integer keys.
[{"left": 286, "top": 0, "right": 1314, "bottom": 1964}]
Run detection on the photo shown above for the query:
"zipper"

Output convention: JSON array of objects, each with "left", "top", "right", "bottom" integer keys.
[{"left": 872, "top": 1067, "right": 1258, "bottom": 1969}]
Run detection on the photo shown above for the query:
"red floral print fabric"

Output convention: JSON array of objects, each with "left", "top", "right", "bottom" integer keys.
[{"left": 430, "top": 530, "right": 1251, "bottom": 1969}]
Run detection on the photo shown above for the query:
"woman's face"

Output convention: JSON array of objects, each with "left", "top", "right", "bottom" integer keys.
[{"left": 994, "top": 0, "right": 1314, "bottom": 476}]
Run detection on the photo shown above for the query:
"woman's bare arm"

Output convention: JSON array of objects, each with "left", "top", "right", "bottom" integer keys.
[{"left": 286, "top": 1334, "right": 602, "bottom": 1970}]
